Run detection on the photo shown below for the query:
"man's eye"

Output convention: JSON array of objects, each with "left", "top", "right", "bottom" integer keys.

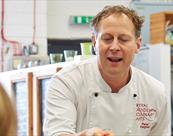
[
  {"left": 119, "top": 37, "right": 129, "bottom": 42},
  {"left": 104, "top": 38, "right": 112, "bottom": 41},
  {"left": 120, "top": 39, "right": 128, "bottom": 42},
  {"left": 102, "top": 37, "right": 113, "bottom": 43}
]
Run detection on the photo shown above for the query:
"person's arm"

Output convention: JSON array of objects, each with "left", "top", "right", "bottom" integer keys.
[
  {"left": 43, "top": 75, "right": 115, "bottom": 136},
  {"left": 43, "top": 76, "right": 77, "bottom": 136},
  {"left": 43, "top": 77, "right": 114, "bottom": 136}
]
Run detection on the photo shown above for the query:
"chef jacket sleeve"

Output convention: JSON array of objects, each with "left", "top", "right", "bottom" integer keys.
[{"left": 43, "top": 76, "right": 77, "bottom": 136}]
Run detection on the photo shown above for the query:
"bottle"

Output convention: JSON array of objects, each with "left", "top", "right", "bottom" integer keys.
[
  {"left": 23, "top": 46, "right": 29, "bottom": 56},
  {"left": 29, "top": 42, "right": 38, "bottom": 55}
]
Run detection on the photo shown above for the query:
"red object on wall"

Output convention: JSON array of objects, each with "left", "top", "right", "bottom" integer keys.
[{"left": 0, "top": 0, "right": 22, "bottom": 71}]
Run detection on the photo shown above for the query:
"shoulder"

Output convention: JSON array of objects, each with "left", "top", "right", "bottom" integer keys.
[
  {"left": 57, "top": 56, "right": 97, "bottom": 77},
  {"left": 132, "top": 66, "right": 166, "bottom": 97},
  {"left": 50, "top": 57, "right": 97, "bottom": 87},
  {"left": 47, "top": 57, "right": 97, "bottom": 101}
]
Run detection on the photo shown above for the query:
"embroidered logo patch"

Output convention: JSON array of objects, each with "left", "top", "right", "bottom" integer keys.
[{"left": 136, "top": 103, "right": 157, "bottom": 129}]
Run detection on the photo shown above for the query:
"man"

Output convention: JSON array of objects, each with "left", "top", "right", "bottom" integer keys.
[{"left": 44, "top": 5, "right": 170, "bottom": 136}]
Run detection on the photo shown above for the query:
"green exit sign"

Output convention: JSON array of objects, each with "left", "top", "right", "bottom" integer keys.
[{"left": 69, "top": 16, "right": 93, "bottom": 25}]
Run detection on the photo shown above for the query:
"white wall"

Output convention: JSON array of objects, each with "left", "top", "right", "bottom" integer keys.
[
  {"left": 0, "top": 0, "right": 130, "bottom": 55},
  {"left": 148, "top": 43, "right": 171, "bottom": 134},
  {"left": 47, "top": 0, "right": 130, "bottom": 39},
  {"left": 148, "top": 43, "right": 171, "bottom": 99},
  {"left": 0, "top": 0, "right": 47, "bottom": 55}
]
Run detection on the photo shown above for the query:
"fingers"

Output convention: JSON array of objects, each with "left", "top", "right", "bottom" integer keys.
[
  {"left": 103, "top": 130, "right": 114, "bottom": 136},
  {"left": 84, "top": 128, "right": 115, "bottom": 136}
]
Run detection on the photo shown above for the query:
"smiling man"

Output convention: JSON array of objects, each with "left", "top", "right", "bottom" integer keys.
[
  {"left": 92, "top": 11, "right": 141, "bottom": 93},
  {"left": 43, "top": 5, "right": 170, "bottom": 136}
]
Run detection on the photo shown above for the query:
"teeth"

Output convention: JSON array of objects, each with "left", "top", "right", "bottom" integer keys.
[
  {"left": 111, "top": 58, "right": 119, "bottom": 61},
  {"left": 108, "top": 57, "right": 122, "bottom": 62}
]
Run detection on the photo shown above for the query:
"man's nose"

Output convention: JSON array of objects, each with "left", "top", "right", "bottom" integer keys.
[{"left": 109, "top": 39, "right": 120, "bottom": 51}]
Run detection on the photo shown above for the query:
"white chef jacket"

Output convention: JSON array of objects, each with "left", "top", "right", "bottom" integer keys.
[{"left": 43, "top": 57, "right": 170, "bottom": 136}]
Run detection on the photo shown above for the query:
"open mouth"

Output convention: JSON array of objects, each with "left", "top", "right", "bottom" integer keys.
[{"left": 107, "top": 57, "right": 123, "bottom": 62}]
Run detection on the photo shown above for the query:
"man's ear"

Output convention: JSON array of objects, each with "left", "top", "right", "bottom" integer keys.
[
  {"left": 91, "top": 34, "right": 96, "bottom": 49},
  {"left": 91, "top": 34, "right": 97, "bottom": 53},
  {"left": 135, "top": 37, "right": 142, "bottom": 53}
]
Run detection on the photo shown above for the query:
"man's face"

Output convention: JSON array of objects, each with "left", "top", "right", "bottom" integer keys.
[{"left": 92, "top": 13, "right": 141, "bottom": 77}]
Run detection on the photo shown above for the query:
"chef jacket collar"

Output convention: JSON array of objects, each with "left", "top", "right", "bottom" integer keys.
[{"left": 93, "top": 60, "right": 136, "bottom": 94}]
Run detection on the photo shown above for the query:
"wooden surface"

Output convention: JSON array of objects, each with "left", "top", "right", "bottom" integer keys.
[
  {"left": 0, "top": 62, "right": 66, "bottom": 136},
  {"left": 11, "top": 72, "right": 33, "bottom": 136},
  {"left": 150, "top": 11, "right": 173, "bottom": 44},
  {"left": 32, "top": 65, "right": 62, "bottom": 136}
]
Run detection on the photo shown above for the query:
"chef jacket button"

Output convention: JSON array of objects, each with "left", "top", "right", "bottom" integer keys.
[
  {"left": 127, "top": 129, "right": 132, "bottom": 134},
  {"left": 94, "top": 92, "right": 99, "bottom": 97}
]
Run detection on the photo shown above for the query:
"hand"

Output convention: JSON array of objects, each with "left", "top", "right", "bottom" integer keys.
[{"left": 77, "top": 127, "right": 114, "bottom": 136}]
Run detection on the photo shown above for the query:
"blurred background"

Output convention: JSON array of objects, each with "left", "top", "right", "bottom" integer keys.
[{"left": 0, "top": 0, "right": 173, "bottom": 136}]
